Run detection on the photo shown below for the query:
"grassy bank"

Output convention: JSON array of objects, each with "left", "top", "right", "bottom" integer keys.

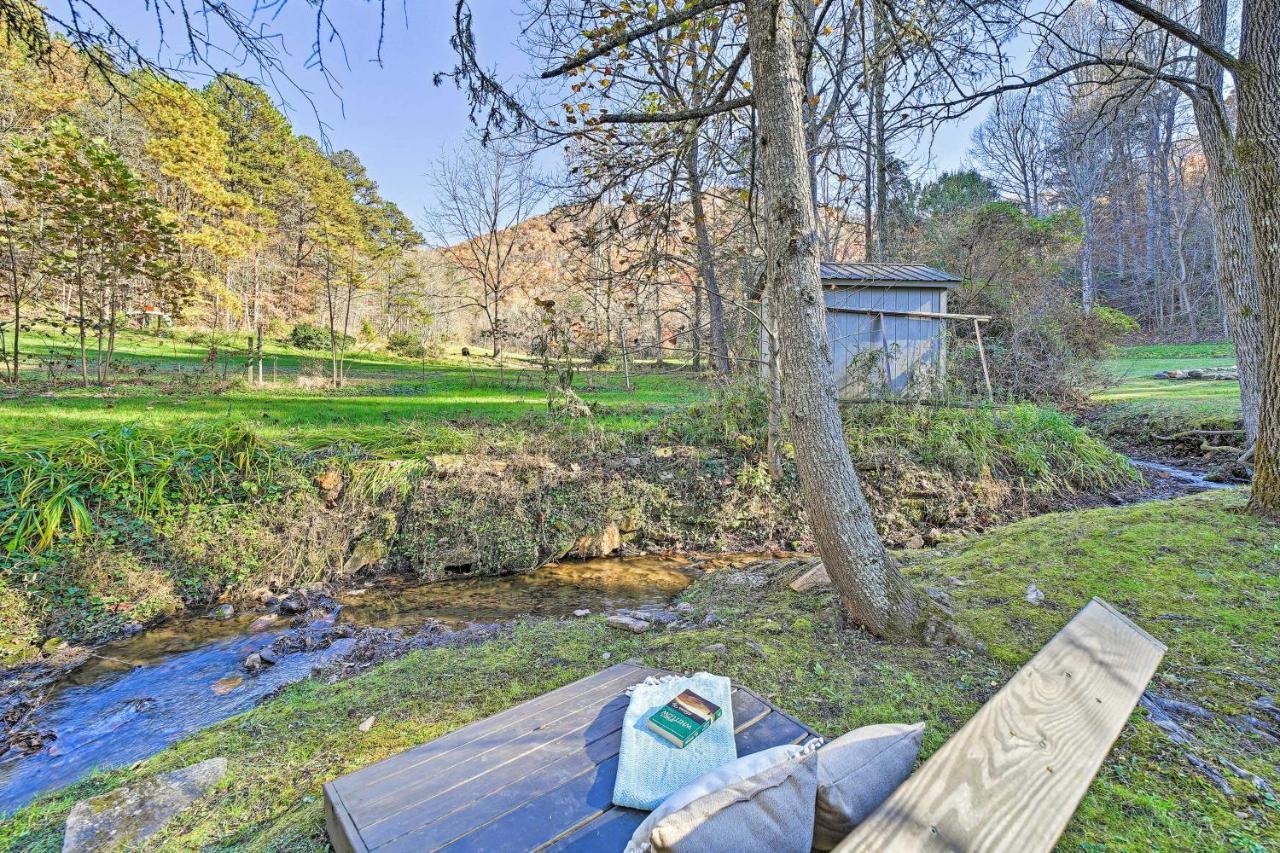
[
  {"left": 1, "top": 490, "right": 1274, "bottom": 851},
  {"left": 1094, "top": 343, "right": 1244, "bottom": 452},
  {"left": 0, "top": 378, "right": 1134, "bottom": 663}
]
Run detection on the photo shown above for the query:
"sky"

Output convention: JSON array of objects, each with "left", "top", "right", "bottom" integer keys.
[{"left": 97, "top": 1, "right": 983, "bottom": 230}]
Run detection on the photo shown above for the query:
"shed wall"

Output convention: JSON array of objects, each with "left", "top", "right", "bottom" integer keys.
[{"left": 823, "top": 283, "right": 947, "bottom": 398}]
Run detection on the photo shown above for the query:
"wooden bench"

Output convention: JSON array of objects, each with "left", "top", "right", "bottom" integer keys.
[
  {"left": 324, "top": 662, "right": 819, "bottom": 852},
  {"left": 836, "top": 597, "right": 1165, "bottom": 851},
  {"left": 325, "top": 597, "right": 1164, "bottom": 852}
]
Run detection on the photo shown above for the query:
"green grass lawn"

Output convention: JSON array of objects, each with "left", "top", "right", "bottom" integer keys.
[
  {"left": 3, "top": 329, "right": 710, "bottom": 448},
  {"left": 1096, "top": 342, "right": 1241, "bottom": 420},
  {"left": 1, "top": 490, "right": 1274, "bottom": 851}
]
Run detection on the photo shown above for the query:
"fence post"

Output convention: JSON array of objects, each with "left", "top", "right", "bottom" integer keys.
[{"left": 973, "top": 318, "right": 993, "bottom": 403}]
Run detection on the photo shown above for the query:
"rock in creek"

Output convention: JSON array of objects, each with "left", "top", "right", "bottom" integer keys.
[
  {"left": 207, "top": 604, "right": 234, "bottom": 621},
  {"left": 62, "top": 757, "right": 227, "bottom": 852},
  {"left": 572, "top": 522, "right": 622, "bottom": 558},
  {"left": 606, "top": 614, "right": 651, "bottom": 633}
]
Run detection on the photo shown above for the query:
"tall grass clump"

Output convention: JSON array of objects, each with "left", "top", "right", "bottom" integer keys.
[
  {"left": 661, "top": 381, "right": 770, "bottom": 449},
  {"left": 843, "top": 402, "right": 1137, "bottom": 495},
  {"left": 0, "top": 423, "right": 276, "bottom": 554}
]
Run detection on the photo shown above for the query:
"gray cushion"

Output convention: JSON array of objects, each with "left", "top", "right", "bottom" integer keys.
[
  {"left": 625, "top": 741, "right": 821, "bottom": 853},
  {"left": 812, "top": 722, "right": 925, "bottom": 850}
]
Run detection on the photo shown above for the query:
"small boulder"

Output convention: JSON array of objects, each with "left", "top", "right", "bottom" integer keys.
[
  {"left": 1025, "top": 583, "right": 1045, "bottom": 606},
  {"left": 642, "top": 610, "right": 681, "bottom": 627},
  {"left": 62, "top": 757, "right": 227, "bottom": 852},
  {"left": 315, "top": 468, "right": 343, "bottom": 503},
  {"left": 358, "top": 716, "right": 375, "bottom": 732},
  {"left": 788, "top": 564, "right": 831, "bottom": 593},
  {"left": 210, "top": 676, "right": 242, "bottom": 696},
  {"left": 277, "top": 594, "right": 307, "bottom": 615},
  {"left": 606, "top": 614, "right": 651, "bottom": 634},
  {"left": 572, "top": 609, "right": 592, "bottom": 617},
  {"left": 674, "top": 602, "right": 696, "bottom": 615},
  {"left": 701, "top": 642, "right": 728, "bottom": 655},
  {"left": 573, "top": 522, "right": 622, "bottom": 558},
  {"left": 904, "top": 534, "right": 926, "bottom": 550},
  {"left": 248, "top": 614, "right": 278, "bottom": 632},
  {"left": 208, "top": 604, "right": 234, "bottom": 621},
  {"left": 700, "top": 613, "right": 722, "bottom": 629}
]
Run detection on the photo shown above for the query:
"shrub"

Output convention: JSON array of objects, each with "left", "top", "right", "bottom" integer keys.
[
  {"left": 287, "top": 323, "right": 352, "bottom": 351},
  {"left": 387, "top": 331, "right": 427, "bottom": 358}
]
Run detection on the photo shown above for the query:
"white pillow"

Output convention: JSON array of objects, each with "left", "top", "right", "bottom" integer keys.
[
  {"left": 625, "top": 741, "right": 821, "bottom": 853},
  {"left": 812, "top": 722, "right": 925, "bottom": 850}
]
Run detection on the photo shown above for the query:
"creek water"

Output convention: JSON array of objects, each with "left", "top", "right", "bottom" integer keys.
[
  {"left": 1127, "top": 457, "right": 1237, "bottom": 496},
  {"left": 0, "top": 555, "right": 702, "bottom": 814}
]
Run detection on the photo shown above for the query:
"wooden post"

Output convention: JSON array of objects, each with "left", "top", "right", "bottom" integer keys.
[
  {"left": 877, "top": 312, "right": 894, "bottom": 395},
  {"left": 246, "top": 335, "right": 255, "bottom": 384},
  {"left": 974, "top": 318, "right": 993, "bottom": 403},
  {"left": 618, "top": 323, "right": 632, "bottom": 392}
]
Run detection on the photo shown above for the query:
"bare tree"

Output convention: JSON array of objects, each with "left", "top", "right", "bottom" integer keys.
[
  {"left": 425, "top": 142, "right": 546, "bottom": 358},
  {"left": 972, "top": 91, "right": 1050, "bottom": 216}
]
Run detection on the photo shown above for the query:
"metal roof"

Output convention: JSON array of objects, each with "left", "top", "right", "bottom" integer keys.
[{"left": 820, "top": 262, "right": 961, "bottom": 286}]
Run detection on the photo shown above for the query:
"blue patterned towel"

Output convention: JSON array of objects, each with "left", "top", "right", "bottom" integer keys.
[{"left": 612, "top": 671, "right": 736, "bottom": 810}]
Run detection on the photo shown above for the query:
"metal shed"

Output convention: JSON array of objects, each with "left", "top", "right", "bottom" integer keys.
[{"left": 820, "top": 262, "right": 964, "bottom": 399}]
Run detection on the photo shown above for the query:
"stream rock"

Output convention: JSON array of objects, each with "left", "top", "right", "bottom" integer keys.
[
  {"left": 606, "top": 614, "right": 651, "bottom": 633},
  {"left": 314, "top": 620, "right": 505, "bottom": 682},
  {"left": 572, "top": 522, "right": 622, "bottom": 558},
  {"left": 62, "top": 757, "right": 227, "bottom": 852},
  {"left": 207, "top": 604, "right": 234, "bottom": 621}
]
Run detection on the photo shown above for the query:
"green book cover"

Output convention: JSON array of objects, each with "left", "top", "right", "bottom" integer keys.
[{"left": 646, "top": 689, "right": 722, "bottom": 748}]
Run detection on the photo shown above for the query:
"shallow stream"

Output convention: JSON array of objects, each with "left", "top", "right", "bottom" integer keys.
[{"left": 0, "top": 555, "right": 700, "bottom": 814}]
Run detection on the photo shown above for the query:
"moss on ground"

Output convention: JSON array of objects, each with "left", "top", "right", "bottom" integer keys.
[{"left": 2, "top": 490, "right": 1274, "bottom": 851}]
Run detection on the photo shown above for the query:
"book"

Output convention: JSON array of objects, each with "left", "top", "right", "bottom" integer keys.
[{"left": 646, "top": 689, "right": 723, "bottom": 748}]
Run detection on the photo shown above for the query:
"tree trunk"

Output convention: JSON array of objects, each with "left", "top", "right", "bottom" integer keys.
[
  {"left": 1081, "top": 203, "right": 1096, "bottom": 312},
  {"left": 686, "top": 137, "right": 730, "bottom": 374},
  {"left": 1190, "top": 0, "right": 1262, "bottom": 445},
  {"left": 1237, "top": 0, "right": 1280, "bottom": 517},
  {"left": 745, "top": 0, "right": 921, "bottom": 640}
]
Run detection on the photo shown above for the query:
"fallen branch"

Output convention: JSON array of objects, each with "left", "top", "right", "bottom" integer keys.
[{"left": 1152, "top": 429, "right": 1246, "bottom": 441}]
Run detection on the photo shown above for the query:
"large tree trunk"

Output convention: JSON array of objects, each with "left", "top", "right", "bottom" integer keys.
[
  {"left": 1237, "top": 1, "right": 1280, "bottom": 516},
  {"left": 1191, "top": 0, "right": 1263, "bottom": 445},
  {"left": 686, "top": 137, "right": 730, "bottom": 374},
  {"left": 745, "top": 0, "right": 921, "bottom": 639}
]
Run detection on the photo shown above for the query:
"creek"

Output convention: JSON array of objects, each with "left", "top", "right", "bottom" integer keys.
[{"left": 0, "top": 555, "right": 702, "bottom": 814}]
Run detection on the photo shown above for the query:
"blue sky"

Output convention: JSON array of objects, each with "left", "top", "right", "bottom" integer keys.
[{"left": 98, "top": 1, "right": 980, "bottom": 228}]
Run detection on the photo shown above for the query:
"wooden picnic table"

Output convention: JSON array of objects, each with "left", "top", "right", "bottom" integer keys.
[
  {"left": 324, "top": 662, "right": 818, "bottom": 852},
  {"left": 326, "top": 597, "right": 1165, "bottom": 852}
]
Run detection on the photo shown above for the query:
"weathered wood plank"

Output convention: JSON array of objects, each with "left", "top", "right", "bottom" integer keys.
[
  {"left": 540, "top": 805, "right": 646, "bottom": 852},
  {"left": 337, "top": 664, "right": 655, "bottom": 810},
  {"left": 835, "top": 598, "right": 1165, "bottom": 853},
  {"left": 324, "top": 781, "right": 362, "bottom": 853},
  {"left": 358, "top": 694, "right": 632, "bottom": 848}
]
